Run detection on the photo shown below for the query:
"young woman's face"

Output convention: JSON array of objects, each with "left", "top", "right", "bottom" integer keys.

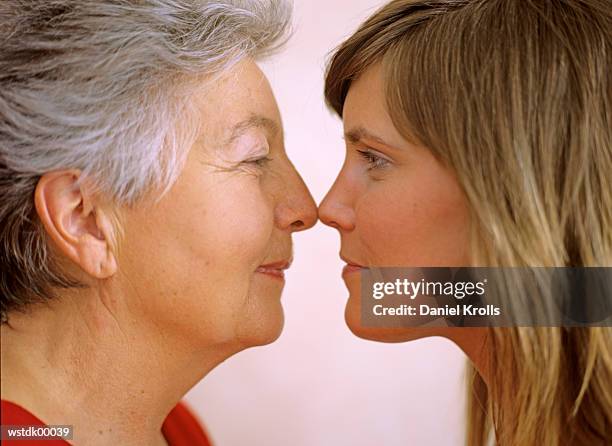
[{"left": 319, "top": 64, "right": 472, "bottom": 342}]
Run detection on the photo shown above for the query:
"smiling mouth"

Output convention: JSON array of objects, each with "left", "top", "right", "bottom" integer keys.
[{"left": 256, "top": 259, "right": 292, "bottom": 280}]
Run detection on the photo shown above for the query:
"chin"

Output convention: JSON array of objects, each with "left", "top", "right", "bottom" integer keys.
[
  {"left": 236, "top": 304, "right": 285, "bottom": 348},
  {"left": 344, "top": 295, "right": 440, "bottom": 343}
]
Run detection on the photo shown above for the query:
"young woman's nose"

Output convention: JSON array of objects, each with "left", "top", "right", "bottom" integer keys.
[{"left": 318, "top": 175, "right": 356, "bottom": 232}]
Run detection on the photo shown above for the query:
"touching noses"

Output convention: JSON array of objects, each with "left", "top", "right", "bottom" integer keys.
[
  {"left": 275, "top": 164, "right": 317, "bottom": 232},
  {"left": 318, "top": 172, "right": 355, "bottom": 232}
]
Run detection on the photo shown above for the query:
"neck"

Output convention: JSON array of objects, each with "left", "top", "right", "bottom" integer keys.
[
  {"left": 444, "top": 327, "right": 491, "bottom": 386},
  {"left": 1, "top": 288, "right": 236, "bottom": 446}
]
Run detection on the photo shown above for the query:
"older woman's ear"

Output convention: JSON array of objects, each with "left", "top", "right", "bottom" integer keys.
[{"left": 34, "top": 171, "right": 118, "bottom": 279}]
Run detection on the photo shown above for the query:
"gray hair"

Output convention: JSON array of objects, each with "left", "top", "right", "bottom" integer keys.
[{"left": 0, "top": 0, "right": 291, "bottom": 323}]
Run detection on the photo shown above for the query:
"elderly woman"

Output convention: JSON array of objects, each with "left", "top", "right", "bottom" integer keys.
[{"left": 0, "top": 1, "right": 316, "bottom": 445}]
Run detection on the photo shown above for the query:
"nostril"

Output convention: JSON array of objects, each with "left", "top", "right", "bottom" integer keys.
[{"left": 291, "top": 220, "right": 304, "bottom": 229}]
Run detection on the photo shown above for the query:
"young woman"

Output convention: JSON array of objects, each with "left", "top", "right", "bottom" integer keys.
[{"left": 319, "top": 0, "right": 611, "bottom": 444}]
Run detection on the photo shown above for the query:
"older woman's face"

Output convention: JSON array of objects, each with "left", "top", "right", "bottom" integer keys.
[
  {"left": 118, "top": 59, "right": 316, "bottom": 350},
  {"left": 319, "top": 64, "right": 471, "bottom": 342}
]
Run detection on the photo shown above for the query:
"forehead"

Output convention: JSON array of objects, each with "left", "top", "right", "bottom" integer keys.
[
  {"left": 343, "top": 64, "right": 406, "bottom": 149},
  {"left": 343, "top": 64, "right": 386, "bottom": 122},
  {"left": 193, "top": 59, "right": 282, "bottom": 145}
]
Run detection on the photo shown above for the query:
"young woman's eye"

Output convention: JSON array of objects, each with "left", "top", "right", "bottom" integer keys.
[{"left": 357, "top": 149, "right": 390, "bottom": 170}]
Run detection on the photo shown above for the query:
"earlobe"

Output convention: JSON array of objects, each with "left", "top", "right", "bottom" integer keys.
[{"left": 34, "top": 171, "right": 118, "bottom": 279}]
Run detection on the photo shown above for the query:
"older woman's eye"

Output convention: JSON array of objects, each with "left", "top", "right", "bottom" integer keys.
[
  {"left": 242, "top": 156, "right": 273, "bottom": 169},
  {"left": 357, "top": 149, "right": 390, "bottom": 171}
]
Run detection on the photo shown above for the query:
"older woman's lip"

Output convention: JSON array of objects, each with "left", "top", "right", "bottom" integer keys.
[{"left": 255, "top": 259, "right": 292, "bottom": 279}]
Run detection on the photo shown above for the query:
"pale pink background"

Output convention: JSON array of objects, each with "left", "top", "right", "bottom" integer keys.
[{"left": 185, "top": 1, "right": 468, "bottom": 444}]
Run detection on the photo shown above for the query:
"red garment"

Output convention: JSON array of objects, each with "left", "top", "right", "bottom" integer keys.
[{"left": 1, "top": 399, "right": 212, "bottom": 446}]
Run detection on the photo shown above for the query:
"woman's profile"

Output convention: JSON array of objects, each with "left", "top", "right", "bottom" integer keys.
[
  {"left": 319, "top": 0, "right": 611, "bottom": 444},
  {"left": 0, "top": 1, "right": 316, "bottom": 445}
]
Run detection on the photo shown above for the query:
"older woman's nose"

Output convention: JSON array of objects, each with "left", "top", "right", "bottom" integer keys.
[
  {"left": 318, "top": 179, "right": 355, "bottom": 232},
  {"left": 275, "top": 169, "right": 317, "bottom": 232}
]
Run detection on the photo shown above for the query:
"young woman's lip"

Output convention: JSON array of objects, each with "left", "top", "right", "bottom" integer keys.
[
  {"left": 342, "top": 264, "right": 364, "bottom": 276},
  {"left": 340, "top": 255, "right": 366, "bottom": 275},
  {"left": 340, "top": 255, "right": 364, "bottom": 267}
]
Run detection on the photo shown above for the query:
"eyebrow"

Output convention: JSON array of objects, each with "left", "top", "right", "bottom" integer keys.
[
  {"left": 344, "top": 126, "right": 398, "bottom": 150},
  {"left": 227, "top": 114, "right": 280, "bottom": 145}
]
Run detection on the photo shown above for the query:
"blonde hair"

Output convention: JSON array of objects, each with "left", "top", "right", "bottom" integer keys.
[{"left": 325, "top": 0, "right": 611, "bottom": 444}]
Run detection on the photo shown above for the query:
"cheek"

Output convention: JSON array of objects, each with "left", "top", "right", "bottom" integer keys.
[
  {"left": 355, "top": 171, "right": 471, "bottom": 266},
  {"left": 194, "top": 182, "right": 273, "bottom": 265},
  {"left": 150, "top": 177, "right": 273, "bottom": 280},
  {"left": 119, "top": 176, "right": 275, "bottom": 344}
]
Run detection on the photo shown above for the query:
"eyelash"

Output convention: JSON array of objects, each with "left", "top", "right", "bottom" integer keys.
[
  {"left": 357, "top": 149, "right": 389, "bottom": 170},
  {"left": 242, "top": 156, "right": 272, "bottom": 169}
]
